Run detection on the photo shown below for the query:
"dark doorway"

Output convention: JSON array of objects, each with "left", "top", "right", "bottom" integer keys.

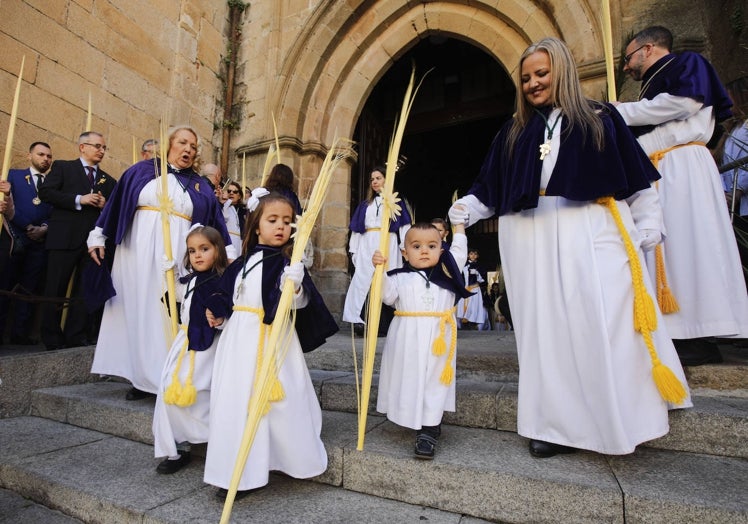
[{"left": 352, "top": 37, "right": 516, "bottom": 272}]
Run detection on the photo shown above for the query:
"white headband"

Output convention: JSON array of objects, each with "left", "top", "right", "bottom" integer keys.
[{"left": 188, "top": 222, "right": 204, "bottom": 234}]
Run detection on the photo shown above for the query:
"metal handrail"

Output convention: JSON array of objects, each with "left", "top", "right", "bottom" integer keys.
[{"left": 717, "top": 155, "right": 748, "bottom": 223}]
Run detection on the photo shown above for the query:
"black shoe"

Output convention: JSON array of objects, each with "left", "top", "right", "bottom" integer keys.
[
  {"left": 215, "top": 487, "right": 262, "bottom": 500},
  {"left": 528, "top": 439, "right": 577, "bottom": 458},
  {"left": 66, "top": 338, "right": 92, "bottom": 347},
  {"left": 414, "top": 433, "right": 437, "bottom": 459},
  {"left": 673, "top": 338, "right": 723, "bottom": 366},
  {"left": 10, "top": 335, "right": 36, "bottom": 345},
  {"left": 125, "top": 387, "right": 153, "bottom": 401},
  {"left": 353, "top": 324, "right": 364, "bottom": 337},
  {"left": 156, "top": 452, "right": 191, "bottom": 474}
]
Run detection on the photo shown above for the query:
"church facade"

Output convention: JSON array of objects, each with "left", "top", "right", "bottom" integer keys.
[{"left": 1, "top": 0, "right": 745, "bottom": 317}]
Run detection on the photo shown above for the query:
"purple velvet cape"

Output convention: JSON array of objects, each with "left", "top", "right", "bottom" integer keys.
[
  {"left": 206, "top": 244, "right": 338, "bottom": 353},
  {"left": 467, "top": 103, "right": 661, "bottom": 217},
  {"left": 83, "top": 159, "right": 232, "bottom": 310},
  {"left": 179, "top": 270, "right": 221, "bottom": 351},
  {"left": 349, "top": 196, "right": 412, "bottom": 234},
  {"left": 387, "top": 247, "right": 474, "bottom": 306},
  {"left": 631, "top": 51, "right": 733, "bottom": 138}
]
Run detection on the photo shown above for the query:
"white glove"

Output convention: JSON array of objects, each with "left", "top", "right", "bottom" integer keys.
[
  {"left": 162, "top": 255, "right": 176, "bottom": 272},
  {"left": 448, "top": 203, "right": 469, "bottom": 225},
  {"left": 282, "top": 261, "right": 305, "bottom": 290},
  {"left": 639, "top": 229, "right": 662, "bottom": 252}
]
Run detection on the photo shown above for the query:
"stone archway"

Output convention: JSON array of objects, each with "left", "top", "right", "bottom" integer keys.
[{"left": 256, "top": 0, "right": 614, "bottom": 315}]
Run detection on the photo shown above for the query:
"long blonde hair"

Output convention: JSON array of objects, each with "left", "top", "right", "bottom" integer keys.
[{"left": 507, "top": 37, "right": 604, "bottom": 153}]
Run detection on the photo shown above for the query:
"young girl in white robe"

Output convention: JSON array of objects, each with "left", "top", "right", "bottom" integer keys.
[
  {"left": 152, "top": 225, "right": 228, "bottom": 474},
  {"left": 373, "top": 221, "right": 472, "bottom": 459},
  {"left": 203, "top": 191, "right": 336, "bottom": 499}
]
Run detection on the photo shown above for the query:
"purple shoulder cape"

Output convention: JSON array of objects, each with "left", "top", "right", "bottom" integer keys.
[
  {"left": 631, "top": 51, "right": 732, "bottom": 137},
  {"left": 206, "top": 245, "right": 338, "bottom": 352},
  {"left": 180, "top": 270, "right": 221, "bottom": 351},
  {"left": 349, "top": 197, "right": 412, "bottom": 233},
  {"left": 468, "top": 103, "right": 660, "bottom": 216},
  {"left": 388, "top": 249, "right": 474, "bottom": 305}
]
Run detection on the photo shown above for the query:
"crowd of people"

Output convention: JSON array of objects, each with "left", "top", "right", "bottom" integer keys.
[{"left": 0, "top": 25, "right": 745, "bottom": 495}]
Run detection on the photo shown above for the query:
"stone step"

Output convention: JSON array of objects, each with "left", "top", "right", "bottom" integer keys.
[
  {"left": 310, "top": 332, "right": 748, "bottom": 392},
  {"left": 2, "top": 331, "right": 745, "bottom": 420},
  {"left": 0, "top": 416, "right": 490, "bottom": 524},
  {"left": 31, "top": 376, "right": 748, "bottom": 461},
  {"left": 311, "top": 369, "right": 748, "bottom": 459},
  {"left": 1, "top": 410, "right": 746, "bottom": 523}
]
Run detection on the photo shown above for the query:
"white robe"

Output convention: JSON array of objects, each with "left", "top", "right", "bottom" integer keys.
[
  {"left": 222, "top": 200, "right": 242, "bottom": 254},
  {"left": 616, "top": 94, "right": 748, "bottom": 338},
  {"left": 89, "top": 176, "right": 195, "bottom": 394},
  {"left": 203, "top": 251, "right": 327, "bottom": 490},
  {"left": 377, "top": 234, "right": 467, "bottom": 429},
  {"left": 459, "top": 110, "right": 692, "bottom": 454},
  {"left": 152, "top": 277, "right": 220, "bottom": 459},
  {"left": 456, "top": 262, "right": 486, "bottom": 324},
  {"left": 342, "top": 197, "right": 410, "bottom": 324}
]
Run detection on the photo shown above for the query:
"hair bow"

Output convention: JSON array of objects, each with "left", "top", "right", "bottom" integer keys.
[{"left": 246, "top": 187, "right": 270, "bottom": 212}]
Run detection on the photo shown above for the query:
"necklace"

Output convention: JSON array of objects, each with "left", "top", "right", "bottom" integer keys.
[
  {"left": 535, "top": 109, "right": 562, "bottom": 160},
  {"left": 411, "top": 265, "right": 437, "bottom": 308},
  {"left": 411, "top": 264, "right": 436, "bottom": 289},
  {"left": 373, "top": 194, "right": 381, "bottom": 216},
  {"left": 32, "top": 173, "right": 42, "bottom": 205}
]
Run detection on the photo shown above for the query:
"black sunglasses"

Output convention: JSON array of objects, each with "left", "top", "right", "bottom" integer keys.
[{"left": 226, "top": 189, "right": 240, "bottom": 194}]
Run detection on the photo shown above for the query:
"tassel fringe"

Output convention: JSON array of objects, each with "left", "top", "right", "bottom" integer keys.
[{"left": 655, "top": 244, "right": 680, "bottom": 314}]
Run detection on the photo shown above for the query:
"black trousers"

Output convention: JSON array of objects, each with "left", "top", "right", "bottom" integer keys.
[{"left": 40, "top": 247, "right": 91, "bottom": 347}]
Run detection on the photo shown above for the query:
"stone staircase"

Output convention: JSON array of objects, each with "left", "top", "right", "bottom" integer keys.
[{"left": 0, "top": 332, "right": 746, "bottom": 523}]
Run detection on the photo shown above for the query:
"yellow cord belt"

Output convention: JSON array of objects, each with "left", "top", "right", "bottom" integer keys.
[
  {"left": 597, "top": 196, "right": 686, "bottom": 404},
  {"left": 163, "top": 324, "right": 198, "bottom": 407},
  {"left": 136, "top": 205, "right": 192, "bottom": 222},
  {"left": 394, "top": 306, "right": 457, "bottom": 385},
  {"left": 647, "top": 141, "right": 706, "bottom": 314},
  {"left": 232, "top": 305, "right": 284, "bottom": 412}
]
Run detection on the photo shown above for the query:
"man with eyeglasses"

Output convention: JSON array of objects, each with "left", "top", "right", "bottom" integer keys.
[
  {"left": 614, "top": 26, "right": 748, "bottom": 366},
  {"left": 38, "top": 131, "right": 117, "bottom": 351}
]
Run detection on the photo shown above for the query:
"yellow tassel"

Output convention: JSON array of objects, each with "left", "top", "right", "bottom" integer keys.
[
  {"left": 432, "top": 337, "right": 446, "bottom": 356},
  {"left": 176, "top": 350, "right": 198, "bottom": 407},
  {"left": 164, "top": 332, "right": 189, "bottom": 405},
  {"left": 439, "top": 362, "right": 454, "bottom": 386},
  {"left": 655, "top": 244, "right": 680, "bottom": 314},
  {"left": 164, "top": 379, "right": 182, "bottom": 405},
  {"left": 177, "top": 383, "right": 197, "bottom": 406},
  {"left": 269, "top": 376, "right": 285, "bottom": 402},
  {"left": 651, "top": 360, "right": 688, "bottom": 404}
]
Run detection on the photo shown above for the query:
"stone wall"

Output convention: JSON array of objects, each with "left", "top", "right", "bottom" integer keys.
[{"left": 0, "top": 0, "right": 230, "bottom": 176}]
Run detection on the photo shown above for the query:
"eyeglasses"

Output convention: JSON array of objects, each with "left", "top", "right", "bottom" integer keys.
[
  {"left": 226, "top": 189, "right": 240, "bottom": 194},
  {"left": 623, "top": 44, "right": 648, "bottom": 64},
  {"left": 83, "top": 143, "right": 107, "bottom": 151}
]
